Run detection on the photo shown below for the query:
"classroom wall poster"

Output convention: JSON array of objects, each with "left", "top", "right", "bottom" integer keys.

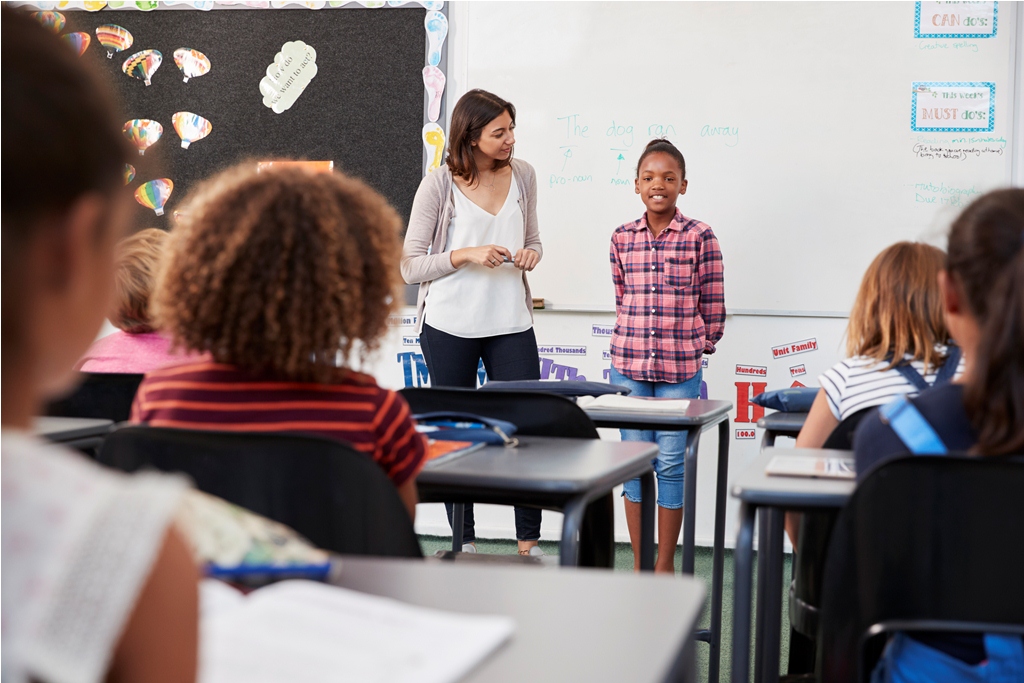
[
  {"left": 915, "top": 1, "right": 997, "bottom": 39},
  {"left": 911, "top": 82, "right": 995, "bottom": 132}
]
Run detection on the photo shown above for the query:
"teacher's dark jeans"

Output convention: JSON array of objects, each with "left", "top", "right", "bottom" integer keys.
[{"left": 419, "top": 323, "right": 542, "bottom": 543}]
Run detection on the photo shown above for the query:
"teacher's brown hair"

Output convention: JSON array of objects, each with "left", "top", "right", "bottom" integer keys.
[{"left": 445, "top": 89, "right": 516, "bottom": 187}]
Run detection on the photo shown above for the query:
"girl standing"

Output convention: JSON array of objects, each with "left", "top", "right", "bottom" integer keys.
[
  {"left": 402, "top": 89, "right": 544, "bottom": 556},
  {"left": 609, "top": 139, "right": 726, "bottom": 573}
]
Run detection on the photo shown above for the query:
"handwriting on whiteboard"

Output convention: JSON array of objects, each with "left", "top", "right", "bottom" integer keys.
[
  {"left": 700, "top": 124, "right": 740, "bottom": 147},
  {"left": 910, "top": 181, "right": 981, "bottom": 208},
  {"left": 549, "top": 113, "right": 740, "bottom": 191}
]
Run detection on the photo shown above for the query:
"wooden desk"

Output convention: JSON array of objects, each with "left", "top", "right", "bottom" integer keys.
[
  {"left": 330, "top": 556, "right": 707, "bottom": 683},
  {"left": 730, "top": 447, "right": 855, "bottom": 683},
  {"left": 418, "top": 436, "right": 659, "bottom": 569},
  {"left": 583, "top": 399, "right": 732, "bottom": 682}
]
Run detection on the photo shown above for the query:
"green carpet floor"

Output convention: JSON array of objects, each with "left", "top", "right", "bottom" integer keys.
[{"left": 418, "top": 536, "right": 791, "bottom": 682}]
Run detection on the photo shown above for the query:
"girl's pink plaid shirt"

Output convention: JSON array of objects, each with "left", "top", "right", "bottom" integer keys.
[{"left": 609, "top": 208, "right": 726, "bottom": 383}]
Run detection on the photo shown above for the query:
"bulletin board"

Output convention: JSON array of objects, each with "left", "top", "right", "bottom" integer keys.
[{"left": 61, "top": 6, "right": 429, "bottom": 227}]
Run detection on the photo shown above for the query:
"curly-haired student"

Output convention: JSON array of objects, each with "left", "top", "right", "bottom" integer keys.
[{"left": 131, "top": 163, "right": 426, "bottom": 519}]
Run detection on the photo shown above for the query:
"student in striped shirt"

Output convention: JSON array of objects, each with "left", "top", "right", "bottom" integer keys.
[
  {"left": 791, "top": 241, "right": 961, "bottom": 546},
  {"left": 609, "top": 139, "right": 726, "bottom": 573},
  {"left": 132, "top": 164, "right": 426, "bottom": 519},
  {"left": 796, "top": 241, "right": 963, "bottom": 452}
]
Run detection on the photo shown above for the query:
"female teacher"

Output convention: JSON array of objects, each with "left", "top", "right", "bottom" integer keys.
[{"left": 402, "top": 89, "right": 544, "bottom": 556}]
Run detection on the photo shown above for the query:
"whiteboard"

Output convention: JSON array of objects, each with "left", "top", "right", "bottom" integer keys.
[{"left": 462, "top": 1, "right": 1018, "bottom": 313}]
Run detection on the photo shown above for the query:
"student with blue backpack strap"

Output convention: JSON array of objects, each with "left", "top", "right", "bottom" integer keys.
[{"left": 855, "top": 189, "right": 1024, "bottom": 682}]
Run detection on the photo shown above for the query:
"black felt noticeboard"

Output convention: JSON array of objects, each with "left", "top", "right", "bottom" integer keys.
[{"left": 66, "top": 8, "right": 426, "bottom": 228}]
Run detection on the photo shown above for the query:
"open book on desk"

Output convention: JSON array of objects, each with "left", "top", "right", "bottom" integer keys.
[
  {"left": 200, "top": 578, "right": 514, "bottom": 683},
  {"left": 765, "top": 454, "right": 855, "bottom": 480},
  {"left": 576, "top": 394, "right": 690, "bottom": 413}
]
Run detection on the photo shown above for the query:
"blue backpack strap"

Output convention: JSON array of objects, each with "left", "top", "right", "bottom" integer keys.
[
  {"left": 892, "top": 363, "right": 930, "bottom": 391},
  {"left": 878, "top": 397, "right": 948, "bottom": 455},
  {"left": 933, "top": 345, "right": 961, "bottom": 387}
]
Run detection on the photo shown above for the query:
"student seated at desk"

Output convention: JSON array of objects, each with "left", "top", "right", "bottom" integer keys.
[
  {"left": 788, "top": 242, "right": 963, "bottom": 542},
  {"left": 855, "top": 189, "right": 1024, "bottom": 681},
  {"left": 784, "top": 243, "right": 965, "bottom": 673},
  {"left": 131, "top": 163, "right": 426, "bottom": 519},
  {"left": 78, "top": 228, "right": 197, "bottom": 373},
  {"left": 2, "top": 9, "right": 198, "bottom": 681}
]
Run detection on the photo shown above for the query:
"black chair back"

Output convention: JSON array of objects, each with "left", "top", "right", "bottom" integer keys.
[
  {"left": 400, "top": 387, "right": 599, "bottom": 439},
  {"left": 817, "top": 455, "right": 1024, "bottom": 682},
  {"left": 45, "top": 372, "right": 144, "bottom": 423},
  {"left": 822, "top": 407, "right": 873, "bottom": 450},
  {"left": 98, "top": 425, "right": 422, "bottom": 559}
]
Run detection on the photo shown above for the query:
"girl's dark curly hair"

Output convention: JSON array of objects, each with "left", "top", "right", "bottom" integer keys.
[{"left": 153, "top": 162, "right": 403, "bottom": 383}]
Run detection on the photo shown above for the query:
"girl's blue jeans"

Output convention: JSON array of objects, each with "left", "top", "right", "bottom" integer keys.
[{"left": 608, "top": 366, "right": 703, "bottom": 510}]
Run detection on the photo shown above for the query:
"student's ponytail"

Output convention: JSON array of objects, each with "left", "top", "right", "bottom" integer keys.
[{"left": 947, "top": 189, "right": 1024, "bottom": 455}]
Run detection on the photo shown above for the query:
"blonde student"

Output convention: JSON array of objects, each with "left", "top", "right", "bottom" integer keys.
[{"left": 608, "top": 139, "right": 726, "bottom": 573}]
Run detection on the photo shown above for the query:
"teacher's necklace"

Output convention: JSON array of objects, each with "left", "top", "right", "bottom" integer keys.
[{"left": 480, "top": 169, "right": 496, "bottom": 192}]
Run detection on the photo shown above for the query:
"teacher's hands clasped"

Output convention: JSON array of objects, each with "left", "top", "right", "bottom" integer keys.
[{"left": 451, "top": 245, "right": 539, "bottom": 271}]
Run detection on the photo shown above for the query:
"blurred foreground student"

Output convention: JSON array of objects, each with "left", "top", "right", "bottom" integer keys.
[
  {"left": 132, "top": 163, "right": 426, "bottom": 519},
  {"left": 856, "top": 189, "right": 1024, "bottom": 681},
  {"left": 78, "top": 228, "right": 198, "bottom": 373},
  {"left": 1, "top": 8, "right": 198, "bottom": 682}
]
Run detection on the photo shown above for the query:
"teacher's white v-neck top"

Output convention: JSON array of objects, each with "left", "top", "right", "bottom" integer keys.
[{"left": 425, "top": 174, "right": 533, "bottom": 338}]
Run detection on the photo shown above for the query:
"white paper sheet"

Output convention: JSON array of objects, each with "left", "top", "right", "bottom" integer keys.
[
  {"left": 577, "top": 394, "right": 690, "bottom": 413},
  {"left": 200, "top": 579, "right": 514, "bottom": 683}
]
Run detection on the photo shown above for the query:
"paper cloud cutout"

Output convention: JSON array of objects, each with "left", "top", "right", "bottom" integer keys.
[{"left": 260, "top": 41, "right": 318, "bottom": 114}]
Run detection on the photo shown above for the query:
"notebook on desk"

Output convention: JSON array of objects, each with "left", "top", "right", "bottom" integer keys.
[
  {"left": 765, "top": 454, "right": 855, "bottom": 480},
  {"left": 200, "top": 578, "right": 515, "bottom": 683},
  {"left": 423, "top": 439, "right": 486, "bottom": 468},
  {"left": 576, "top": 394, "right": 690, "bottom": 413}
]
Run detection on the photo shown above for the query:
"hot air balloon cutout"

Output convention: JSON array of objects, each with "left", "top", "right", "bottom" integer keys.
[
  {"left": 173, "top": 48, "right": 211, "bottom": 83},
  {"left": 61, "top": 32, "right": 92, "bottom": 57},
  {"left": 172, "top": 112, "right": 212, "bottom": 149},
  {"left": 135, "top": 179, "right": 173, "bottom": 216},
  {"left": 122, "top": 119, "right": 163, "bottom": 156},
  {"left": 122, "top": 49, "right": 162, "bottom": 86},
  {"left": 123, "top": 164, "right": 136, "bottom": 185},
  {"left": 96, "top": 24, "right": 133, "bottom": 59},
  {"left": 33, "top": 11, "right": 66, "bottom": 33}
]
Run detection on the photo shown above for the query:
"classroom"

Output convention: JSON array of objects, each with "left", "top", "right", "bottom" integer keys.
[{"left": 3, "top": 1, "right": 1023, "bottom": 682}]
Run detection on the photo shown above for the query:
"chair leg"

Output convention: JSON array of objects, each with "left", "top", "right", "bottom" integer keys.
[
  {"left": 579, "top": 493, "right": 614, "bottom": 568},
  {"left": 451, "top": 502, "right": 465, "bottom": 552}
]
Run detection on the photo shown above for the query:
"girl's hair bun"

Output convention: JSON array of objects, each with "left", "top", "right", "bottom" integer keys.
[{"left": 637, "top": 138, "right": 686, "bottom": 179}]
